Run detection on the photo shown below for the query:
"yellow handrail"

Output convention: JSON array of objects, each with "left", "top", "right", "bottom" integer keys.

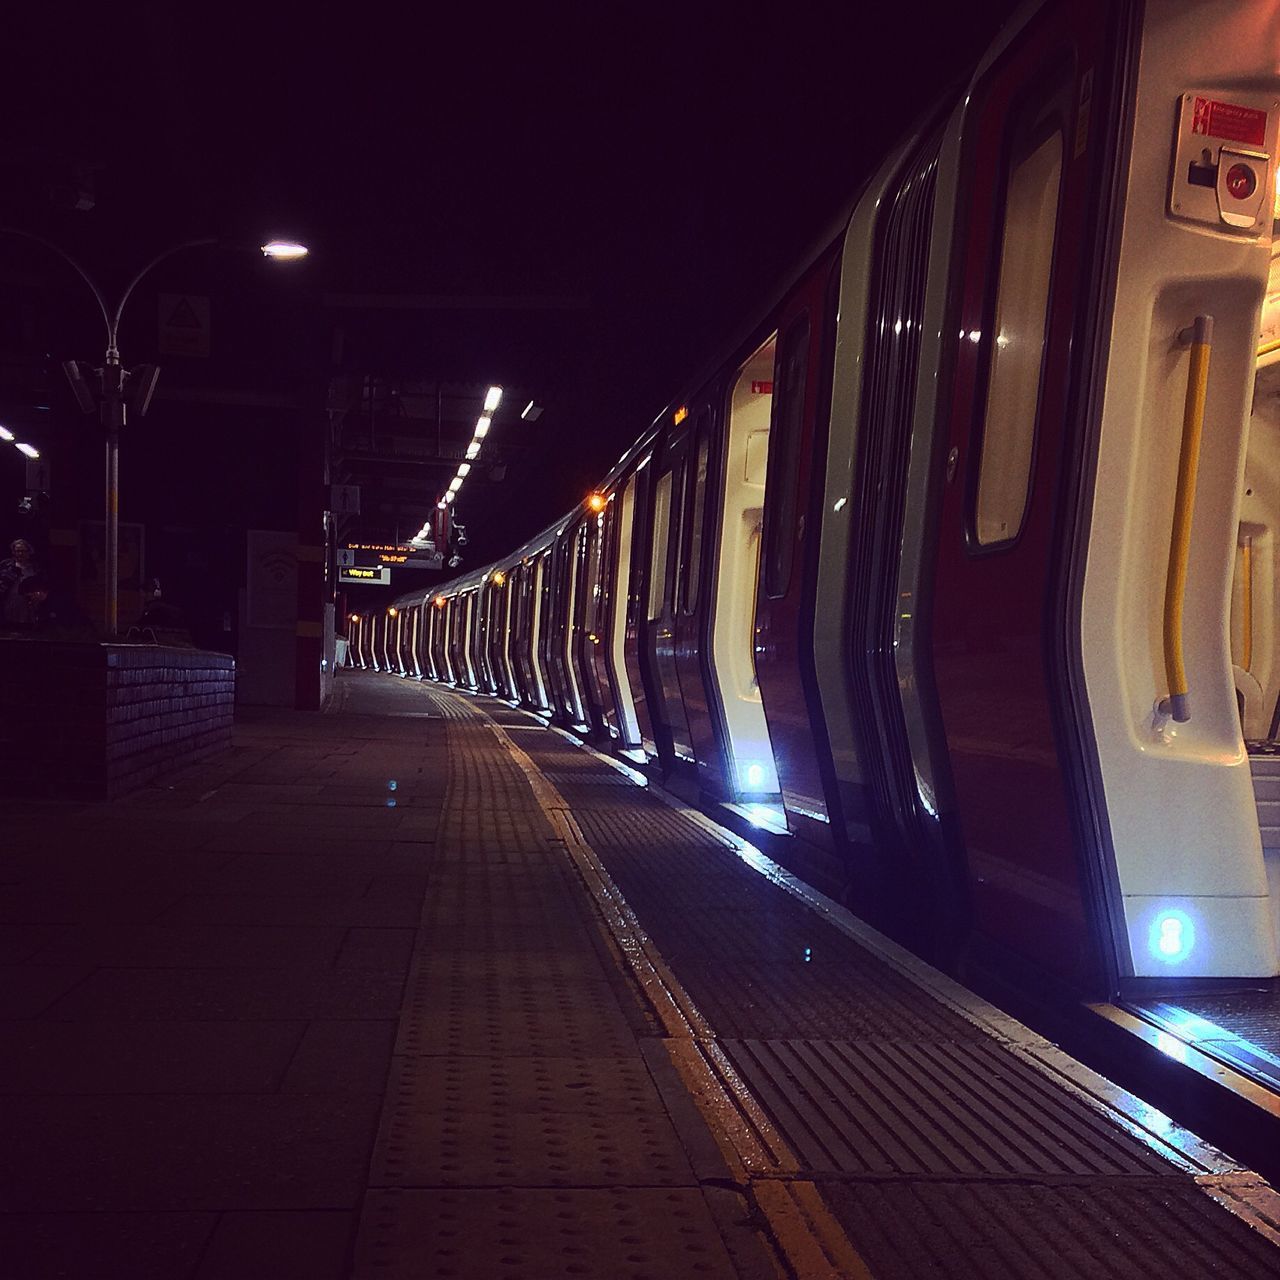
[
  {"left": 1161, "top": 315, "right": 1213, "bottom": 723},
  {"left": 1242, "top": 535, "right": 1254, "bottom": 674}
]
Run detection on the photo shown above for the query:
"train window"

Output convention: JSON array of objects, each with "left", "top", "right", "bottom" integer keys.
[
  {"left": 762, "top": 315, "right": 811, "bottom": 598},
  {"left": 973, "top": 126, "right": 1064, "bottom": 546},
  {"left": 681, "top": 412, "right": 711, "bottom": 614},
  {"left": 648, "top": 470, "right": 672, "bottom": 620}
]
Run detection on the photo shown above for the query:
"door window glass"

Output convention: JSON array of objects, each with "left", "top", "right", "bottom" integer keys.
[
  {"left": 648, "top": 470, "right": 672, "bottom": 620},
  {"left": 762, "top": 316, "right": 811, "bottom": 598},
  {"left": 682, "top": 413, "right": 711, "bottom": 613},
  {"left": 973, "top": 128, "right": 1063, "bottom": 546}
]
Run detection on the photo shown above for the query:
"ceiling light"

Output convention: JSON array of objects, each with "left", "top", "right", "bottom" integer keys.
[
  {"left": 474, "top": 415, "right": 491, "bottom": 438},
  {"left": 443, "top": 491, "right": 455, "bottom": 504},
  {"left": 0, "top": 426, "right": 12, "bottom": 442},
  {"left": 15, "top": 443, "right": 39, "bottom": 459},
  {"left": 447, "top": 478, "right": 461, "bottom": 493},
  {"left": 521, "top": 401, "right": 543, "bottom": 421},
  {"left": 261, "top": 240, "right": 309, "bottom": 260},
  {"left": 465, "top": 440, "right": 480, "bottom": 460},
  {"left": 484, "top": 385, "right": 502, "bottom": 412},
  {"left": 437, "top": 500, "right": 448, "bottom": 509},
  {"left": 457, "top": 462, "right": 471, "bottom": 477}
]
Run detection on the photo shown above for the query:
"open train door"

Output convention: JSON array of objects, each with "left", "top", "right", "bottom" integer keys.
[{"left": 929, "top": 0, "right": 1129, "bottom": 988}]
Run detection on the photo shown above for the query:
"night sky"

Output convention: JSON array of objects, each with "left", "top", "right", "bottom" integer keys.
[{"left": 4, "top": 3, "right": 1021, "bottom": 581}]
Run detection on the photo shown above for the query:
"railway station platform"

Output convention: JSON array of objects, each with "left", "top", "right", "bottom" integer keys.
[{"left": 5, "top": 669, "right": 1280, "bottom": 1279}]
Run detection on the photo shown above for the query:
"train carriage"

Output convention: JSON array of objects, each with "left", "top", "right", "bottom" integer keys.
[{"left": 369, "top": 0, "right": 1280, "bottom": 1018}]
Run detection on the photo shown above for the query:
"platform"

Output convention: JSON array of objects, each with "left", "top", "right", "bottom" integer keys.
[{"left": 4, "top": 669, "right": 1280, "bottom": 1278}]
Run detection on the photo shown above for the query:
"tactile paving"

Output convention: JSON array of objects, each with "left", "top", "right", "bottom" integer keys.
[
  {"left": 674, "top": 958, "right": 986, "bottom": 1041},
  {"left": 393, "top": 965, "right": 640, "bottom": 1057},
  {"left": 370, "top": 1091, "right": 694, "bottom": 1188},
  {"left": 819, "top": 1178, "right": 1280, "bottom": 1280},
  {"left": 382, "top": 1054, "right": 662, "bottom": 1115},
  {"left": 720, "top": 1039, "right": 1173, "bottom": 1177},
  {"left": 356, "top": 1187, "right": 739, "bottom": 1279}
]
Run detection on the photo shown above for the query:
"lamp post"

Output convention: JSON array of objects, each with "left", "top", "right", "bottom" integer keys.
[{"left": 2, "top": 230, "right": 308, "bottom": 634}]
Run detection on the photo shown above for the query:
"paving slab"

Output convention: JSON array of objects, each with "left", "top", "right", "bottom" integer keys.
[
  {"left": 0, "top": 1020, "right": 305, "bottom": 1094},
  {"left": 0, "top": 1211, "right": 217, "bottom": 1280},
  {"left": 42, "top": 965, "right": 408, "bottom": 1021},
  {"left": 1, "top": 1093, "right": 384, "bottom": 1212}
]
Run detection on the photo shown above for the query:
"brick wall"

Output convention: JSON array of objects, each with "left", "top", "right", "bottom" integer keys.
[{"left": 0, "top": 641, "right": 235, "bottom": 800}]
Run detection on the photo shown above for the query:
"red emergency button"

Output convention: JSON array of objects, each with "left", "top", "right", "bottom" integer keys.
[{"left": 1226, "top": 162, "right": 1258, "bottom": 200}]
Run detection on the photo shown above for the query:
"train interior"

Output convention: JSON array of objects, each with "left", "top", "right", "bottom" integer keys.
[{"left": 712, "top": 335, "right": 781, "bottom": 808}]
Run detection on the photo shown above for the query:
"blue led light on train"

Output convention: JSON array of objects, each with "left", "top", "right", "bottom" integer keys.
[{"left": 1148, "top": 909, "right": 1195, "bottom": 964}]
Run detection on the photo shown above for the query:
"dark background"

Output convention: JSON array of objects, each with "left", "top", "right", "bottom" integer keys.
[{"left": 0, "top": 3, "right": 1021, "bottom": 629}]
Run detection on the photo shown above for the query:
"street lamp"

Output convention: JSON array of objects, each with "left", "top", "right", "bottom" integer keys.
[{"left": 1, "top": 228, "right": 308, "bottom": 634}]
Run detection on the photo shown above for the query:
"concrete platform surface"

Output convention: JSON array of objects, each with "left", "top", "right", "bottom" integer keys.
[{"left": 2, "top": 668, "right": 1279, "bottom": 1278}]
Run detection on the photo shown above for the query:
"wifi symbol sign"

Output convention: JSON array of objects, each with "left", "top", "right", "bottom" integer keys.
[{"left": 259, "top": 550, "right": 295, "bottom": 584}]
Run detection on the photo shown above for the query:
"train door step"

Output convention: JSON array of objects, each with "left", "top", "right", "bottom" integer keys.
[
  {"left": 1123, "top": 992, "right": 1280, "bottom": 1092},
  {"left": 1246, "top": 747, "right": 1280, "bottom": 847}
]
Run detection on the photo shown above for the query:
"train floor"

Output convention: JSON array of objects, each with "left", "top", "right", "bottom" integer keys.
[{"left": 5, "top": 669, "right": 1280, "bottom": 1278}]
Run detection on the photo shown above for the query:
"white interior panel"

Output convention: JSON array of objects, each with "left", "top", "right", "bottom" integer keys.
[{"left": 1081, "top": 0, "right": 1280, "bottom": 977}]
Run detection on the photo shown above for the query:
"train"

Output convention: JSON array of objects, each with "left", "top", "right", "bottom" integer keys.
[{"left": 348, "top": 0, "right": 1280, "bottom": 1006}]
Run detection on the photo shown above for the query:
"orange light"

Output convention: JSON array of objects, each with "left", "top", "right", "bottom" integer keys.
[
  {"left": 493, "top": 570, "right": 507, "bottom": 586},
  {"left": 349, "top": 613, "right": 360, "bottom": 623},
  {"left": 673, "top": 405, "right": 689, "bottom": 425},
  {"left": 387, "top": 606, "right": 398, "bottom": 617},
  {"left": 587, "top": 492, "right": 607, "bottom": 513},
  {"left": 434, "top": 595, "right": 447, "bottom": 608}
]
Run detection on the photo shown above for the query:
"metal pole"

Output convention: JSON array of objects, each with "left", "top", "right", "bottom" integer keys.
[
  {"left": 101, "top": 363, "right": 126, "bottom": 635},
  {"left": 105, "top": 430, "right": 119, "bottom": 634}
]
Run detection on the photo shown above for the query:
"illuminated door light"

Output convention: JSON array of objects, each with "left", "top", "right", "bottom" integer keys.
[{"left": 1148, "top": 909, "right": 1195, "bottom": 964}]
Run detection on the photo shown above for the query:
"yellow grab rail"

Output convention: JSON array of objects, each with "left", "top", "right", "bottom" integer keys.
[
  {"left": 1161, "top": 314, "right": 1213, "bottom": 723},
  {"left": 1241, "top": 535, "right": 1254, "bottom": 674}
]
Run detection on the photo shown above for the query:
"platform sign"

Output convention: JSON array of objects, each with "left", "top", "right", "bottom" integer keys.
[
  {"left": 158, "top": 294, "right": 210, "bottom": 358},
  {"left": 329, "top": 484, "right": 362, "bottom": 515},
  {"left": 339, "top": 565, "right": 390, "bottom": 584}
]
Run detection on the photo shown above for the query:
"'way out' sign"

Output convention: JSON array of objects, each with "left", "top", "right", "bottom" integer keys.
[{"left": 158, "top": 294, "right": 211, "bottom": 357}]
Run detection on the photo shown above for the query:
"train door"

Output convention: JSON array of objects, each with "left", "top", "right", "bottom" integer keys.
[
  {"left": 432, "top": 600, "right": 450, "bottom": 682},
  {"left": 1077, "top": 0, "right": 1280, "bottom": 985},
  {"left": 499, "top": 572, "right": 517, "bottom": 700},
  {"left": 531, "top": 552, "right": 555, "bottom": 712},
  {"left": 755, "top": 258, "right": 841, "bottom": 842},
  {"left": 576, "top": 509, "right": 612, "bottom": 735},
  {"left": 674, "top": 403, "right": 727, "bottom": 792},
  {"left": 474, "top": 587, "right": 493, "bottom": 693},
  {"left": 647, "top": 423, "right": 698, "bottom": 768},
  {"left": 561, "top": 521, "right": 590, "bottom": 727},
  {"left": 622, "top": 455, "right": 659, "bottom": 757},
  {"left": 511, "top": 565, "right": 535, "bottom": 705},
  {"left": 609, "top": 469, "right": 644, "bottom": 748},
  {"left": 463, "top": 593, "right": 480, "bottom": 690},
  {"left": 930, "top": 0, "right": 1120, "bottom": 985},
  {"left": 379, "top": 612, "right": 393, "bottom": 672},
  {"left": 422, "top": 604, "right": 437, "bottom": 680},
  {"left": 710, "top": 337, "right": 779, "bottom": 799}
]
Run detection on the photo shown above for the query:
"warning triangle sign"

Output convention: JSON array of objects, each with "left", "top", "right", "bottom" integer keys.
[
  {"left": 165, "top": 297, "right": 203, "bottom": 329},
  {"left": 158, "top": 293, "right": 211, "bottom": 357}
]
